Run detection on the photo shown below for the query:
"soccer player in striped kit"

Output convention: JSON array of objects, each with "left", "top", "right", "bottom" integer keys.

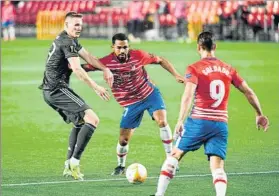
[
  {"left": 1, "top": 1, "right": 16, "bottom": 41},
  {"left": 82, "top": 33, "right": 185, "bottom": 175},
  {"left": 152, "top": 31, "right": 269, "bottom": 196}
]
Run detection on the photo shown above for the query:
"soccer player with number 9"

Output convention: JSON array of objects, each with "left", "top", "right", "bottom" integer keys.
[{"left": 152, "top": 31, "right": 269, "bottom": 196}]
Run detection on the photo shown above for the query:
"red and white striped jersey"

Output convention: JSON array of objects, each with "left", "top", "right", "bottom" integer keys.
[
  {"left": 185, "top": 57, "right": 244, "bottom": 122},
  {"left": 1, "top": 3, "right": 15, "bottom": 22},
  {"left": 86, "top": 50, "right": 160, "bottom": 107}
]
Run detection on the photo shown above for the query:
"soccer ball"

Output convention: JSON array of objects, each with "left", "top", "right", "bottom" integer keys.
[{"left": 126, "top": 163, "right": 147, "bottom": 184}]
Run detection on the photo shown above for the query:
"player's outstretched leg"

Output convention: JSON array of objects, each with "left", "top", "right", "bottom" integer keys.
[
  {"left": 111, "top": 142, "right": 128, "bottom": 175},
  {"left": 153, "top": 110, "right": 173, "bottom": 157},
  {"left": 111, "top": 128, "right": 134, "bottom": 175},
  {"left": 63, "top": 124, "right": 82, "bottom": 177},
  {"left": 153, "top": 147, "right": 184, "bottom": 196},
  {"left": 210, "top": 156, "right": 227, "bottom": 196},
  {"left": 155, "top": 156, "right": 178, "bottom": 196},
  {"left": 70, "top": 109, "right": 99, "bottom": 180}
]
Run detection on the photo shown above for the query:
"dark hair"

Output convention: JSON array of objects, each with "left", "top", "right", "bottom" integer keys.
[
  {"left": 112, "top": 33, "right": 128, "bottom": 44},
  {"left": 197, "top": 31, "right": 215, "bottom": 51},
  {"left": 65, "top": 11, "right": 83, "bottom": 20}
]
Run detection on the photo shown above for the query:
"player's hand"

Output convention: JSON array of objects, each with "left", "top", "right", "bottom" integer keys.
[
  {"left": 174, "top": 121, "right": 184, "bottom": 140},
  {"left": 103, "top": 68, "right": 114, "bottom": 88},
  {"left": 94, "top": 85, "right": 110, "bottom": 101},
  {"left": 256, "top": 115, "right": 269, "bottom": 132},
  {"left": 175, "top": 75, "right": 185, "bottom": 84}
]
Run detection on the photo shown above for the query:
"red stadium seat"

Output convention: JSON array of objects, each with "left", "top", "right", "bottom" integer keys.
[
  {"left": 258, "top": 7, "right": 265, "bottom": 15},
  {"left": 26, "top": 1, "right": 34, "bottom": 10},
  {"left": 112, "top": 14, "right": 119, "bottom": 26},
  {"left": 72, "top": 1, "right": 81, "bottom": 12},
  {"left": 232, "top": 2, "right": 239, "bottom": 13},
  {"left": 85, "top": 1, "right": 95, "bottom": 12},
  {"left": 16, "top": 2, "right": 25, "bottom": 14},
  {"left": 51, "top": 1, "right": 59, "bottom": 11},
  {"left": 120, "top": 8, "right": 129, "bottom": 25},
  {"left": 97, "top": 0, "right": 105, "bottom": 6},
  {"left": 58, "top": 1, "right": 67, "bottom": 11},
  {"left": 82, "top": 14, "right": 90, "bottom": 24},
  {"left": 165, "top": 14, "right": 176, "bottom": 26},
  {"left": 247, "top": 14, "right": 257, "bottom": 25},
  {"left": 79, "top": 1, "right": 86, "bottom": 13},
  {"left": 159, "top": 15, "right": 166, "bottom": 26},
  {"left": 30, "top": 14, "right": 37, "bottom": 24},
  {"left": 64, "top": 1, "right": 74, "bottom": 12},
  {"left": 99, "top": 7, "right": 109, "bottom": 15},
  {"left": 30, "top": 1, "right": 39, "bottom": 14},
  {"left": 197, "top": 1, "right": 205, "bottom": 11},
  {"left": 104, "top": 0, "right": 111, "bottom": 6},
  {"left": 38, "top": 1, "right": 47, "bottom": 11},
  {"left": 23, "top": 14, "right": 31, "bottom": 24},
  {"left": 15, "top": 14, "right": 24, "bottom": 24},
  {"left": 99, "top": 12, "right": 108, "bottom": 25},
  {"left": 45, "top": 1, "right": 54, "bottom": 11},
  {"left": 92, "top": 14, "right": 100, "bottom": 25}
]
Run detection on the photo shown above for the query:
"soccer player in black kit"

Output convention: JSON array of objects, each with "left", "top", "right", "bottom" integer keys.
[{"left": 39, "top": 12, "right": 114, "bottom": 180}]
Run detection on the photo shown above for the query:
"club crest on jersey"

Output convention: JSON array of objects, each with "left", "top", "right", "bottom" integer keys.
[{"left": 186, "top": 73, "right": 192, "bottom": 78}]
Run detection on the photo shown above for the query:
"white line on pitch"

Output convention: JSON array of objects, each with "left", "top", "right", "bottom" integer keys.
[{"left": 2, "top": 170, "right": 279, "bottom": 187}]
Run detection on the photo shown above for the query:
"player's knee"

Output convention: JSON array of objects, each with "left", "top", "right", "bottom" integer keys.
[
  {"left": 86, "top": 116, "right": 99, "bottom": 127},
  {"left": 84, "top": 109, "right": 100, "bottom": 127},
  {"left": 119, "top": 138, "right": 129, "bottom": 146},
  {"left": 156, "top": 119, "right": 168, "bottom": 127},
  {"left": 90, "top": 116, "right": 99, "bottom": 127}
]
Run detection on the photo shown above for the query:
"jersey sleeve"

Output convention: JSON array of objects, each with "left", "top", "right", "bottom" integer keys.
[
  {"left": 138, "top": 50, "right": 160, "bottom": 65},
  {"left": 98, "top": 57, "right": 108, "bottom": 67},
  {"left": 185, "top": 65, "right": 198, "bottom": 84},
  {"left": 231, "top": 68, "right": 244, "bottom": 87},
  {"left": 61, "top": 39, "right": 82, "bottom": 59}
]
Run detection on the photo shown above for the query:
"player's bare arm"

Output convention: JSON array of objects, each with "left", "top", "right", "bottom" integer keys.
[
  {"left": 78, "top": 48, "right": 114, "bottom": 87},
  {"left": 174, "top": 82, "right": 197, "bottom": 136},
  {"left": 68, "top": 56, "right": 110, "bottom": 101},
  {"left": 237, "top": 81, "right": 269, "bottom": 131},
  {"left": 157, "top": 56, "right": 185, "bottom": 83}
]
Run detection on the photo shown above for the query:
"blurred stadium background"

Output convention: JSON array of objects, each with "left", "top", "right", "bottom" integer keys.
[
  {"left": 2, "top": 0, "right": 279, "bottom": 42},
  {"left": 2, "top": 1, "right": 279, "bottom": 196}
]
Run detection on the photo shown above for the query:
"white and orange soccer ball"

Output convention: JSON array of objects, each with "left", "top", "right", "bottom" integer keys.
[{"left": 126, "top": 163, "right": 147, "bottom": 184}]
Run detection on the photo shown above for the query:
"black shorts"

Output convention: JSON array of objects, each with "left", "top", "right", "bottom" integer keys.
[{"left": 42, "top": 87, "right": 91, "bottom": 125}]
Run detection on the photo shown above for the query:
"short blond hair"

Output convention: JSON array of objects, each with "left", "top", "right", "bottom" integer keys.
[{"left": 65, "top": 11, "right": 83, "bottom": 20}]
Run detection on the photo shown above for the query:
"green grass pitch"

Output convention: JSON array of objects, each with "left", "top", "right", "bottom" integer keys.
[{"left": 2, "top": 39, "right": 279, "bottom": 196}]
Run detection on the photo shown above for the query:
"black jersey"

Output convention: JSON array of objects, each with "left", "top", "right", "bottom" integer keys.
[{"left": 39, "top": 31, "right": 83, "bottom": 90}]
